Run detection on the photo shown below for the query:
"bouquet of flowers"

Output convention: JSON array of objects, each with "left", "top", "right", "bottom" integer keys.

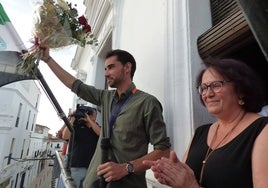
[{"left": 18, "top": 0, "right": 98, "bottom": 75}]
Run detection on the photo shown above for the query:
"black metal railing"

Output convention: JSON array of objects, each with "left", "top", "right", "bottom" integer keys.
[{"left": 51, "top": 151, "right": 76, "bottom": 188}]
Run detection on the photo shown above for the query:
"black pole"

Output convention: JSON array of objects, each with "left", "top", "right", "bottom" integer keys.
[{"left": 36, "top": 68, "right": 74, "bottom": 170}]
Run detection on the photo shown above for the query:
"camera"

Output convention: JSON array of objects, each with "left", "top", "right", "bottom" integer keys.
[{"left": 72, "top": 105, "right": 95, "bottom": 126}]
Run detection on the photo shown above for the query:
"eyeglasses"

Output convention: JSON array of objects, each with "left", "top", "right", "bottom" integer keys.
[{"left": 198, "top": 80, "right": 230, "bottom": 95}]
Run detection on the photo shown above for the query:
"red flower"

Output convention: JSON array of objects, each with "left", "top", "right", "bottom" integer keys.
[
  {"left": 78, "top": 15, "right": 92, "bottom": 33},
  {"left": 78, "top": 15, "right": 88, "bottom": 25},
  {"left": 34, "top": 37, "right": 39, "bottom": 45},
  {"left": 84, "top": 24, "right": 91, "bottom": 33}
]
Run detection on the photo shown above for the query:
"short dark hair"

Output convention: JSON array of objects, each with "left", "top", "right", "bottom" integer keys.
[
  {"left": 105, "top": 49, "right": 136, "bottom": 79},
  {"left": 196, "top": 58, "right": 265, "bottom": 112}
]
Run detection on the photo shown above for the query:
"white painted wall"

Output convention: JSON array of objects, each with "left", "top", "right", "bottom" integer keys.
[{"left": 113, "top": 0, "right": 166, "bottom": 101}]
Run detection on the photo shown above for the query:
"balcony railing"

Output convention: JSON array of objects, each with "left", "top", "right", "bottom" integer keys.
[{"left": 51, "top": 151, "right": 76, "bottom": 188}]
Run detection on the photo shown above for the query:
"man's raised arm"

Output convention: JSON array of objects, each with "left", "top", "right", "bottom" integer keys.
[{"left": 41, "top": 46, "right": 76, "bottom": 89}]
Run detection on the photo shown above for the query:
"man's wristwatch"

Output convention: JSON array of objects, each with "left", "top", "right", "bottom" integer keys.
[{"left": 126, "top": 162, "right": 134, "bottom": 174}]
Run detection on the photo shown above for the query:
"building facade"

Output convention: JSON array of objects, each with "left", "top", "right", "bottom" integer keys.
[{"left": 0, "top": 81, "right": 40, "bottom": 187}]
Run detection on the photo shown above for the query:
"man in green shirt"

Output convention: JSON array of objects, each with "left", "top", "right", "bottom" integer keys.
[{"left": 42, "top": 48, "right": 171, "bottom": 187}]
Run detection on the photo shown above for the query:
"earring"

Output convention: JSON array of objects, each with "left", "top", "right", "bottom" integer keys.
[{"left": 238, "top": 98, "right": 245, "bottom": 105}]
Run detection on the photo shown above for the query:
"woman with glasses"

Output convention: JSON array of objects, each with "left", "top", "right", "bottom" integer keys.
[{"left": 144, "top": 58, "right": 268, "bottom": 188}]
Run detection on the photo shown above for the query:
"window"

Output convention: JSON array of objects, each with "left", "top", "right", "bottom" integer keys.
[
  {"left": 15, "top": 103, "right": 23, "bottom": 127},
  {"left": 7, "top": 138, "right": 15, "bottom": 165},
  {"left": 20, "top": 139, "right": 25, "bottom": 158},
  {"left": 31, "top": 114, "right": 36, "bottom": 131},
  {"left": 26, "top": 110, "right": 31, "bottom": 130}
]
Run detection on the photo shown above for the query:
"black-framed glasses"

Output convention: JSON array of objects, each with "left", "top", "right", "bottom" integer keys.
[{"left": 198, "top": 80, "right": 230, "bottom": 95}]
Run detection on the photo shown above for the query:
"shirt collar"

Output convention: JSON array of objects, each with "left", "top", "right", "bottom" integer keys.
[{"left": 114, "top": 82, "right": 136, "bottom": 101}]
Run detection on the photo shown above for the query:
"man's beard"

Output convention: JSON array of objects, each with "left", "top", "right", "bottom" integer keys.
[
  {"left": 107, "top": 73, "right": 124, "bottom": 88},
  {"left": 107, "top": 78, "right": 117, "bottom": 88}
]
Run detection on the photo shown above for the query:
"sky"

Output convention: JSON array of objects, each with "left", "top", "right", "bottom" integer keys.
[{"left": 1, "top": 0, "right": 85, "bottom": 135}]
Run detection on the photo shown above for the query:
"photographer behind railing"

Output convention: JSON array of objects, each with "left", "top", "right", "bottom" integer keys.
[{"left": 62, "top": 105, "right": 101, "bottom": 188}]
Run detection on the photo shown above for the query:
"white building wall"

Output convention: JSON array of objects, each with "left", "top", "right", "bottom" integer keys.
[
  {"left": 0, "top": 80, "right": 41, "bottom": 187},
  {"left": 113, "top": 0, "right": 165, "bottom": 100}
]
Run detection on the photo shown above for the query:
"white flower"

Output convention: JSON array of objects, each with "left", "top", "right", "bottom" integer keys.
[{"left": 57, "top": 0, "right": 69, "bottom": 10}]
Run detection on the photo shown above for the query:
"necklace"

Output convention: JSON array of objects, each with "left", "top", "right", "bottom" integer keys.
[{"left": 198, "top": 112, "right": 246, "bottom": 187}]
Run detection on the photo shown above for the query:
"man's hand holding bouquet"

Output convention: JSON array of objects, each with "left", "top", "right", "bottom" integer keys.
[{"left": 18, "top": 0, "right": 98, "bottom": 75}]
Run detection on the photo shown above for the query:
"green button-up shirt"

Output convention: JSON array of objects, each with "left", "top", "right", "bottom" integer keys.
[{"left": 72, "top": 80, "right": 170, "bottom": 188}]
